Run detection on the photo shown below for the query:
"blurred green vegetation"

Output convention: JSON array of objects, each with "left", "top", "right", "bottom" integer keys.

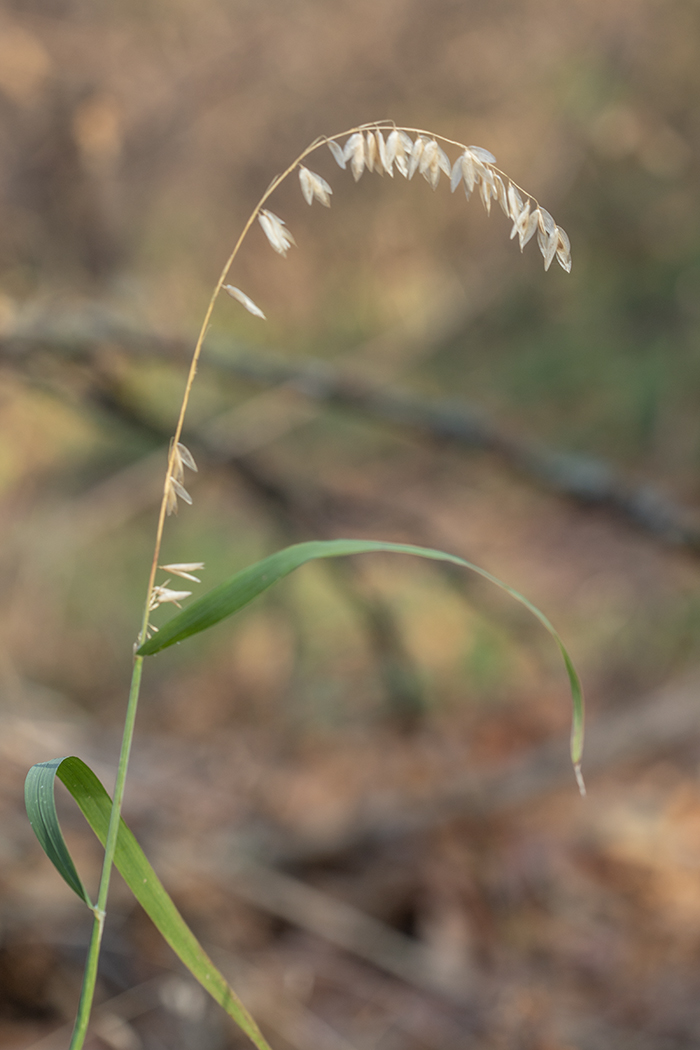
[{"left": 3, "top": 3, "right": 700, "bottom": 1047}]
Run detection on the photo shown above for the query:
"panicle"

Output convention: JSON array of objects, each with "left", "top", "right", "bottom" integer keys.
[
  {"left": 215, "top": 125, "right": 570, "bottom": 424},
  {"left": 288, "top": 128, "right": 569, "bottom": 273}
]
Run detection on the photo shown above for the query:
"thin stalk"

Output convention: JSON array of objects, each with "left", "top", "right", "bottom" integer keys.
[{"left": 68, "top": 654, "right": 144, "bottom": 1050}]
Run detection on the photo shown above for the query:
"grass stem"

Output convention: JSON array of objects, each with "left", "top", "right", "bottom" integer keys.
[{"left": 67, "top": 655, "right": 144, "bottom": 1050}]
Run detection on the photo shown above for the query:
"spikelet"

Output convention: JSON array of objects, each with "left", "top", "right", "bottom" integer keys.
[
  {"left": 418, "top": 139, "right": 451, "bottom": 189},
  {"left": 160, "top": 562, "right": 205, "bottom": 583},
  {"left": 536, "top": 206, "right": 559, "bottom": 271},
  {"left": 385, "top": 129, "right": 412, "bottom": 177},
  {"left": 407, "top": 136, "right": 426, "bottom": 180},
  {"left": 365, "top": 131, "right": 378, "bottom": 173},
  {"left": 223, "top": 285, "right": 266, "bottom": 319},
  {"left": 343, "top": 133, "right": 366, "bottom": 181},
  {"left": 149, "top": 582, "right": 193, "bottom": 611},
  {"left": 258, "top": 209, "right": 296, "bottom": 256},
  {"left": 519, "top": 209, "right": 539, "bottom": 249},
  {"left": 375, "top": 130, "right": 392, "bottom": 176},
  {"left": 492, "top": 172, "right": 509, "bottom": 216},
  {"left": 166, "top": 441, "right": 198, "bottom": 515},
  {"left": 555, "top": 227, "right": 572, "bottom": 273},
  {"left": 327, "top": 139, "right": 346, "bottom": 169},
  {"left": 298, "top": 166, "right": 332, "bottom": 207}
]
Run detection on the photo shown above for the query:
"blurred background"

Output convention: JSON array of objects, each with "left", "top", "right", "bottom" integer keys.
[{"left": 2, "top": 0, "right": 700, "bottom": 1047}]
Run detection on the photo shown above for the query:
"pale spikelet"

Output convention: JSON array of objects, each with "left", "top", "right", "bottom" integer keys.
[
  {"left": 375, "top": 130, "right": 392, "bottom": 176},
  {"left": 223, "top": 284, "right": 266, "bottom": 319},
  {"left": 344, "top": 132, "right": 365, "bottom": 181},
  {"left": 418, "top": 139, "right": 436, "bottom": 186},
  {"left": 544, "top": 230, "right": 559, "bottom": 271},
  {"left": 407, "top": 136, "right": 426, "bottom": 180},
  {"left": 170, "top": 477, "right": 192, "bottom": 505},
  {"left": 510, "top": 198, "right": 529, "bottom": 241},
  {"left": 298, "top": 166, "right": 332, "bottom": 207},
  {"left": 478, "top": 166, "right": 501, "bottom": 215},
  {"left": 536, "top": 206, "right": 559, "bottom": 270},
  {"left": 327, "top": 139, "right": 346, "bottom": 169},
  {"left": 385, "top": 129, "right": 412, "bottom": 177},
  {"left": 507, "top": 182, "right": 525, "bottom": 224},
  {"left": 173, "top": 441, "right": 197, "bottom": 478},
  {"left": 418, "top": 139, "right": 451, "bottom": 189},
  {"left": 555, "top": 227, "right": 572, "bottom": 273},
  {"left": 166, "top": 441, "right": 198, "bottom": 515},
  {"left": 149, "top": 582, "right": 192, "bottom": 611},
  {"left": 450, "top": 155, "right": 463, "bottom": 193},
  {"left": 165, "top": 478, "right": 178, "bottom": 516},
  {"left": 462, "top": 151, "right": 479, "bottom": 194},
  {"left": 258, "top": 209, "right": 296, "bottom": 256},
  {"left": 365, "top": 131, "right": 378, "bottom": 173},
  {"left": 537, "top": 206, "right": 556, "bottom": 237},
  {"left": 479, "top": 177, "right": 493, "bottom": 214},
  {"left": 469, "top": 145, "right": 496, "bottom": 165},
  {"left": 160, "top": 562, "right": 205, "bottom": 583},
  {"left": 493, "top": 172, "right": 509, "bottom": 216},
  {"left": 520, "top": 209, "right": 539, "bottom": 249}
]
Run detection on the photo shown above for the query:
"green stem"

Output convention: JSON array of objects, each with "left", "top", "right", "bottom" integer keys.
[{"left": 68, "top": 654, "right": 145, "bottom": 1050}]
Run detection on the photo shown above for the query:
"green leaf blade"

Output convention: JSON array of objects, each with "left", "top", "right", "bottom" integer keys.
[
  {"left": 137, "top": 538, "right": 584, "bottom": 775},
  {"left": 25, "top": 758, "right": 92, "bottom": 906},
  {"left": 25, "top": 757, "right": 273, "bottom": 1050}
]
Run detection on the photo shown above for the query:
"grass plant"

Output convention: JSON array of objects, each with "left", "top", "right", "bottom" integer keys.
[{"left": 24, "top": 122, "right": 579, "bottom": 1050}]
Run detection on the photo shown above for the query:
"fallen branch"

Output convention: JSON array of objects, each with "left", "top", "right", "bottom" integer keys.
[{"left": 3, "top": 306, "right": 700, "bottom": 551}]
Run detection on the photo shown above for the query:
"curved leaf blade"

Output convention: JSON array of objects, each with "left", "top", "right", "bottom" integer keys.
[
  {"left": 25, "top": 757, "right": 272, "bottom": 1050},
  {"left": 137, "top": 539, "right": 584, "bottom": 773},
  {"left": 25, "top": 758, "right": 93, "bottom": 906}
]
